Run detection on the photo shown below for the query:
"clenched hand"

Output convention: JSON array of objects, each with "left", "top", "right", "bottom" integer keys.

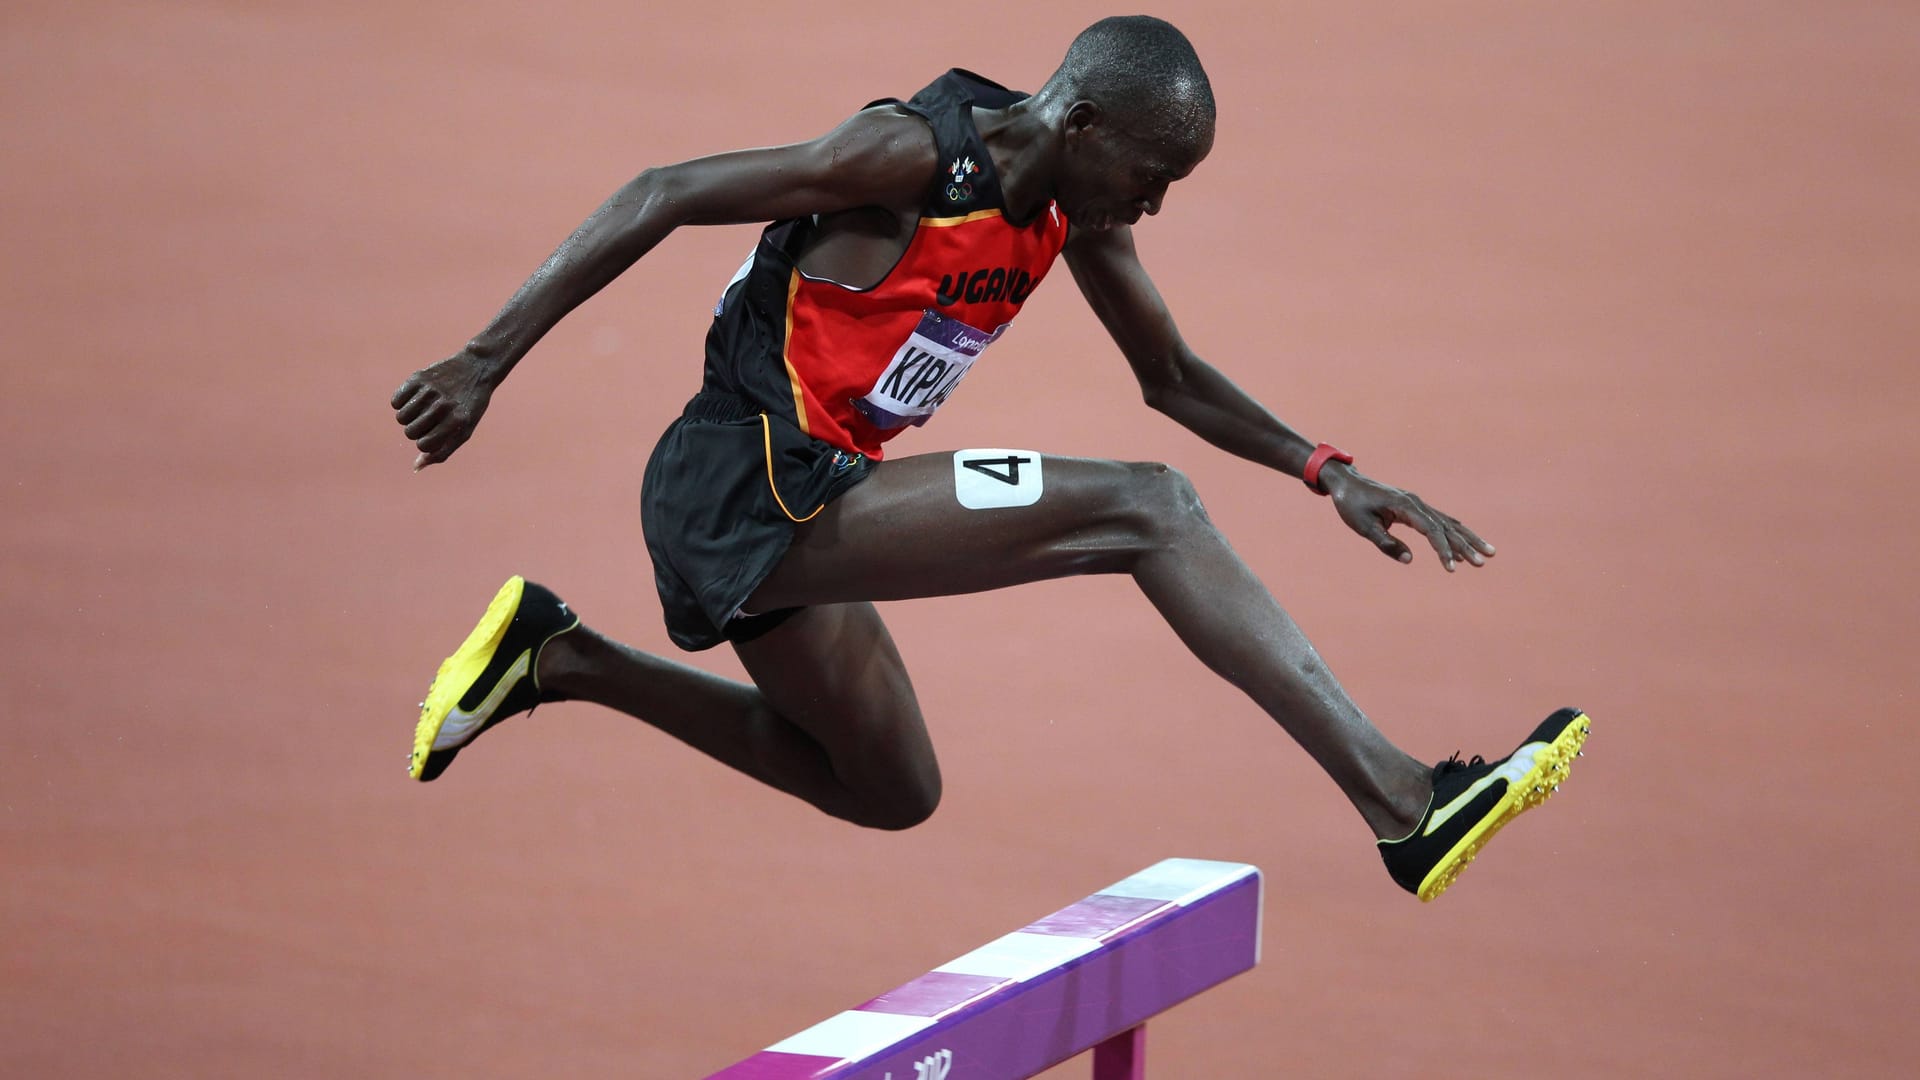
[{"left": 391, "top": 353, "right": 496, "bottom": 471}]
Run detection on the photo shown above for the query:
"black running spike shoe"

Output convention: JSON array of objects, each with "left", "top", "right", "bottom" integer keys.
[
  {"left": 1379, "top": 708, "right": 1591, "bottom": 901},
  {"left": 408, "top": 576, "right": 580, "bottom": 782}
]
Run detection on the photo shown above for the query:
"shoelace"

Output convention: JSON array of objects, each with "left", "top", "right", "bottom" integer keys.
[{"left": 1435, "top": 751, "right": 1487, "bottom": 779}]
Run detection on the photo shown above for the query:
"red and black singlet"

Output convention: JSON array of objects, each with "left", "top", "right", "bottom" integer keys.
[{"left": 702, "top": 69, "right": 1071, "bottom": 460}]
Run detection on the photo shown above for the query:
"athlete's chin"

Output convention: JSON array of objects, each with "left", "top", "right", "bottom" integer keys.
[{"left": 1078, "top": 209, "right": 1142, "bottom": 233}]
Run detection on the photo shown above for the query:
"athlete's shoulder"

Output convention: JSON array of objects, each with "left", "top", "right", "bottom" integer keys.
[
  {"left": 895, "top": 68, "right": 1028, "bottom": 114},
  {"left": 799, "top": 72, "right": 1022, "bottom": 212},
  {"left": 803, "top": 101, "right": 940, "bottom": 194}
]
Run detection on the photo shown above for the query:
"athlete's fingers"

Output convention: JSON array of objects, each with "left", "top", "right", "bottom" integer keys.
[
  {"left": 424, "top": 437, "right": 462, "bottom": 465},
  {"left": 403, "top": 399, "right": 451, "bottom": 440},
  {"left": 413, "top": 446, "right": 455, "bottom": 472},
  {"left": 414, "top": 427, "right": 452, "bottom": 456},
  {"left": 415, "top": 421, "right": 471, "bottom": 464},
  {"left": 1452, "top": 517, "right": 1496, "bottom": 558},
  {"left": 395, "top": 389, "right": 439, "bottom": 426},
  {"left": 391, "top": 379, "right": 427, "bottom": 411},
  {"left": 1433, "top": 514, "right": 1483, "bottom": 567},
  {"left": 1452, "top": 526, "right": 1483, "bottom": 567},
  {"left": 1443, "top": 518, "right": 1489, "bottom": 568},
  {"left": 1400, "top": 500, "right": 1457, "bottom": 571},
  {"left": 413, "top": 442, "right": 450, "bottom": 472},
  {"left": 1358, "top": 515, "right": 1413, "bottom": 564},
  {"left": 1429, "top": 510, "right": 1492, "bottom": 566}
]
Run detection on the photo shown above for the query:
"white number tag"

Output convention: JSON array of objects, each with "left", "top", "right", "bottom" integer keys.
[{"left": 953, "top": 449, "right": 1043, "bottom": 509}]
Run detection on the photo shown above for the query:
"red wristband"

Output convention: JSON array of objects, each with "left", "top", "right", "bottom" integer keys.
[{"left": 1302, "top": 442, "right": 1353, "bottom": 495}]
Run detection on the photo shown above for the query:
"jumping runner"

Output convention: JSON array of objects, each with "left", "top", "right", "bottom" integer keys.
[{"left": 390, "top": 16, "right": 1587, "bottom": 901}]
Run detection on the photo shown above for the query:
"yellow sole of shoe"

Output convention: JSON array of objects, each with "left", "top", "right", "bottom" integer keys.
[
  {"left": 1416, "top": 712, "right": 1591, "bottom": 902},
  {"left": 408, "top": 576, "right": 525, "bottom": 780}
]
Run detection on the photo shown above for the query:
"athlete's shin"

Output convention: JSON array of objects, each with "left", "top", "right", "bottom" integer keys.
[{"left": 1128, "top": 512, "right": 1429, "bottom": 838}]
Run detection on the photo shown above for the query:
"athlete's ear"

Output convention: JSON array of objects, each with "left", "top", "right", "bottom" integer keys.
[{"left": 1064, "top": 100, "right": 1105, "bottom": 140}]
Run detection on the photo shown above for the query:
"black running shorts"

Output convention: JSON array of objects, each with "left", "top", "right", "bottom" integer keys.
[{"left": 641, "top": 390, "right": 873, "bottom": 651}]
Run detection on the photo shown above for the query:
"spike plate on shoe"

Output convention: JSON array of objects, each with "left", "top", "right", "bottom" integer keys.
[{"left": 1417, "top": 713, "right": 1590, "bottom": 902}]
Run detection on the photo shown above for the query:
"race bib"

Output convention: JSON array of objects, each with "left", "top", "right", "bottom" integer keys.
[{"left": 853, "top": 310, "right": 1007, "bottom": 430}]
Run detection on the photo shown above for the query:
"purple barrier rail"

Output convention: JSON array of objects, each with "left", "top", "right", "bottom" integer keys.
[{"left": 708, "top": 858, "right": 1263, "bottom": 1080}]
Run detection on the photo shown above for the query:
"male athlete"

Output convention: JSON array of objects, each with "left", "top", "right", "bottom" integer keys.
[{"left": 390, "top": 16, "right": 1587, "bottom": 901}]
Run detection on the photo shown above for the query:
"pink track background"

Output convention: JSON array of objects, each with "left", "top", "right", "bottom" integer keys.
[{"left": 3, "top": 3, "right": 1915, "bottom": 1076}]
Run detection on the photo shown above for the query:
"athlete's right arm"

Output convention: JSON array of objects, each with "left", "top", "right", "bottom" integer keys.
[{"left": 391, "top": 107, "right": 934, "bottom": 470}]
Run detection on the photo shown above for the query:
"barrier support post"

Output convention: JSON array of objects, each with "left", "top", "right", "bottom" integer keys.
[{"left": 1090, "top": 1024, "right": 1145, "bottom": 1080}]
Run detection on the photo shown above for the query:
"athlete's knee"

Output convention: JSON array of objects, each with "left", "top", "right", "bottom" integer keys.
[
  {"left": 1120, "top": 461, "right": 1213, "bottom": 545},
  {"left": 854, "top": 770, "right": 942, "bottom": 831}
]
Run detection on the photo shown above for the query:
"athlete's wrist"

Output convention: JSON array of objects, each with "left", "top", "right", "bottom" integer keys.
[
  {"left": 1314, "top": 458, "right": 1358, "bottom": 496},
  {"left": 459, "top": 339, "right": 517, "bottom": 385},
  {"left": 1302, "top": 443, "right": 1355, "bottom": 495}
]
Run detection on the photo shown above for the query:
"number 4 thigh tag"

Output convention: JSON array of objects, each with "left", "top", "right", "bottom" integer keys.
[{"left": 952, "top": 448, "right": 1044, "bottom": 509}]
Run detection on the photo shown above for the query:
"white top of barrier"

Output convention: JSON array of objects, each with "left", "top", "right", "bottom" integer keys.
[
  {"left": 712, "top": 858, "right": 1264, "bottom": 1079},
  {"left": 1096, "top": 857, "right": 1260, "bottom": 905}
]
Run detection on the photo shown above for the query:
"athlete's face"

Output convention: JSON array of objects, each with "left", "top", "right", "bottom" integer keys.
[{"left": 1059, "top": 105, "right": 1213, "bottom": 232}]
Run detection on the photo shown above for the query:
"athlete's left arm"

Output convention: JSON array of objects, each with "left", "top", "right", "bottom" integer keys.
[{"left": 1063, "top": 224, "right": 1494, "bottom": 571}]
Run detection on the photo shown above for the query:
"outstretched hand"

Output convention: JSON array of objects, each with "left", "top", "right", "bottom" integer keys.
[
  {"left": 1322, "top": 467, "right": 1495, "bottom": 572},
  {"left": 391, "top": 353, "right": 496, "bottom": 471}
]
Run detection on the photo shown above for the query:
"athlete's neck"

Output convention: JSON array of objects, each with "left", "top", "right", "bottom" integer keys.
[{"left": 974, "top": 102, "right": 1058, "bottom": 228}]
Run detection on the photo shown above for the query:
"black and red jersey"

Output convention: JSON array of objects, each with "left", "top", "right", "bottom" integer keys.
[{"left": 702, "top": 69, "right": 1072, "bottom": 459}]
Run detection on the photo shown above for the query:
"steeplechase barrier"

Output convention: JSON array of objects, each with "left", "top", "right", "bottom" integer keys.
[{"left": 708, "top": 857, "right": 1263, "bottom": 1079}]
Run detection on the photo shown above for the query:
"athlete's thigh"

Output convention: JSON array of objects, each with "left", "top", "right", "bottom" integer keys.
[
  {"left": 751, "top": 449, "right": 1166, "bottom": 609},
  {"left": 732, "top": 600, "right": 937, "bottom": 797}
]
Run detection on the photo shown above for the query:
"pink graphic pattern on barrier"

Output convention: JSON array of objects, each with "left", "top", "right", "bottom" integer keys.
[{"left": 707, "top": 858, "right": 1263, "bottom": 1080}]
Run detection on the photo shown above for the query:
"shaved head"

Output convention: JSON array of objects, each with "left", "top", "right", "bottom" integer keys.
[{"left": 1038, "top": 16, "right": 1214, "bottom": 147}]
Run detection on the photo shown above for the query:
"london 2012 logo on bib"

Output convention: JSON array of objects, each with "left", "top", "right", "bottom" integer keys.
[{"left": 853, "top": 309, "right": 1006, "bottom": 430}]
